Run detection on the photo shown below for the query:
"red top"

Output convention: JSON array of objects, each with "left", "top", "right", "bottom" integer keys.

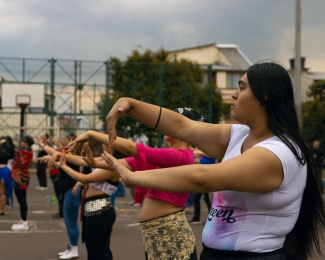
[
  {"left": 12, "top": 148, "right": 33, "bottom": 190},
  {"left": 125, "top": 143, "right": 194, "bottom": 207}
]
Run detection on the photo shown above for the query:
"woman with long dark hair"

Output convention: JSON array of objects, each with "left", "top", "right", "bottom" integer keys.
[{"left": 104, "top": 61, "right": 325, "bottom": 260}]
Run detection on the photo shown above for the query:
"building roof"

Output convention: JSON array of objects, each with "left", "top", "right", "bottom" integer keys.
[
  {"left": 169, "top": 43, "right": 251, "bottom": 71},
  {"left": 217, "top": 44, "right": 252, "bottom": 70},
  {"left": 303, "top": 72, "right": 325, "bottom": 81}
]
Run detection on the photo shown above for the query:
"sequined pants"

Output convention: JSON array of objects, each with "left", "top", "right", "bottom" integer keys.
[
  {"left": 140, "top": 211, "right": 197, "bottom": 260},
  {"left": 82, "top": 195, "right": 116, "bottom": 260}
]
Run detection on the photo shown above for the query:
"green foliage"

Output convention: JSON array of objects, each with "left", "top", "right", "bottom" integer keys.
[
  {"left": 302, "top": 81, "right": 325, "bottom": 145},
  {"left": 100, "top": 48, "right": 223, "bottom": 146}
]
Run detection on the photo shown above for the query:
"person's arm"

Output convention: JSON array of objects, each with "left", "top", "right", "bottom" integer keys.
[
  {"left": 193, "top": 148, "right": 211, "bottom": 158},
  {"left": 102, "top": 147, "right": 284, "bottom": 193},
  {"left": 42, "top": 144, "right": 57, "bottom": 155},
  {"left": 65, "top": 130, "right": 138, "bottom": 157},
  {"left": 72, "top": 182, "right": 85, "bottom": 197},
  {"left": 59, "top": 152, "right": 129, "bottom": 184},
  {"left": 106, "top": 98, "right": 232, "bottom": 161},
  {"left": 49, "top": 151, "right": 88, "bottom": 167},
  {"left": 80, "top": 143, "right": 116, "bottom": 170},
  {"left": 140, "top": 146, "right": 192, "bottom": 168}
]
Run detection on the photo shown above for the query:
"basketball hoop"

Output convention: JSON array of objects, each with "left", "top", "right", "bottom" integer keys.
[
  {"left": 16, "top": 95, "right": 31, "bottom": 108},
  {"left": 16, "top": 95, "right": 31, "bottom": 138}
]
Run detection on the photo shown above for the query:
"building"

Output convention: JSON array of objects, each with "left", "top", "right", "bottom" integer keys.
[
  {"left": 168, "top": 43, "right": 252, "bottom": 104},
  {"left": 288, "top": 57, "right": 325, "bottom": 103}
]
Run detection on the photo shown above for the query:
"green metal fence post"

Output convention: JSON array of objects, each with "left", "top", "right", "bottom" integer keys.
[
  {"left": 93, "top": 83, "right": 96, "bottom": 126},
  {"left": 79, "top": 61, "right": 82, "bottom": 113},
  {"left": 22, "top": 59, "right": 25, "bottom": 83},
  {"left": 208, "top": 64, "right": 213, "bottom": 123},
  {"left": 104, "top": 60, "right": 110, "bottom": 132},
  {"left": 74, "top": 61, "right": 77, "bottom": 117},
  {"left": 158, "top": 63, "right": 163, "bottom": 147},
  {"left": 50, "top": 58, "right": 56, "bottom": 136}
]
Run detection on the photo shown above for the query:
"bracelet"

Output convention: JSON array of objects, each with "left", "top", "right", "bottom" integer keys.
[{"left": 153, "top": 106, "right": 162, "bottom": 130}]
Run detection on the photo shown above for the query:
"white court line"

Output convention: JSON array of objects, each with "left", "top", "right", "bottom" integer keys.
[
  {"left": 31, "top": 211, "right": 48, "bottom": 214},
  {"left": 0, "top": 230, "right": 64, "bottom": 234},
  {"left": 126, "top": 223, "right": 140, "bottom": 227}
]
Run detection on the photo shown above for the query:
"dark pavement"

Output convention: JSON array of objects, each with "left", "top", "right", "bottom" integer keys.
[
  {"left": 0, "top": 170, "right": 207, "bottom": 260},
  {"left": 0, "top": 169, "right": 324, "bottom": 260}
]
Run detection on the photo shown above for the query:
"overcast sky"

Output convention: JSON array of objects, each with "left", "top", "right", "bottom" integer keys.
[{"left": 1, "top": 0, "right": 325, "bottom": 72}]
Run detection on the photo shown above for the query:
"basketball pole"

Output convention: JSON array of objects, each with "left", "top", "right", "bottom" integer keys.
[{"left": 19, "top": 104, "right": 28, "bottom": 138}]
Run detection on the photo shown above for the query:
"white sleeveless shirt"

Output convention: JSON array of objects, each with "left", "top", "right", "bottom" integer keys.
[{"left": 202, "top": 124, "right": 307, "bottom": 252}]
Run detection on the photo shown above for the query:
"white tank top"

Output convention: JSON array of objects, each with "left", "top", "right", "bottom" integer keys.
[{"left": 202, "top": 124, "right": 307, "bottom": 252}]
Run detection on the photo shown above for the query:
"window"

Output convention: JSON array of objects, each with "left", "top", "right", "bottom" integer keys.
[{"left": 227, "top": 73, "right": 242, "bottom": 89}]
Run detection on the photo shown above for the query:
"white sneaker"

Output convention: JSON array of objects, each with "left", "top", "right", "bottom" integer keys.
[
  {"left": 35, "top": 186, "right": 48, "bottom": 191},
  {"left": 58, "top": 244, "right": 71, "bottom": 256},
  {"left": 11, "top": 220, "right": 29, "bottom": 231},
  {"left": 59, "top": 245, "right": 78, "bottom": 259}
]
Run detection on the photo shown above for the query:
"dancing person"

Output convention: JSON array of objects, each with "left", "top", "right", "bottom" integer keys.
[
  {"left": 40, "top": 138, "right": 69, "bottom": 218},
  {"left": 43, "top": 143, "right": 82, "bottom": 259},
  {"left": 58, "top": 145, "right": 117, "bottom": 260},
  {"left": 67, "top": 108, "right": 207, "bottom": 260},
  {"left": 104, "top": 61, "right": 325, "bottom": 260},
  {"left": 34, "top": 133, "right": 51, "bottom": 190},
  {"left": 0, "top": 136, "right": 15, "bottom": 214},
  {"left": 49, "top": 137, "right": 120, "bottom": 260},
  {"left": 11, "top": 135, "right": 34, "bottom": 231}
]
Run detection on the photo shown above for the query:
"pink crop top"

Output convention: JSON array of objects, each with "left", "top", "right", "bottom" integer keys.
[{"left": 125, "top": 143, "right": 194, "bottom": 207}]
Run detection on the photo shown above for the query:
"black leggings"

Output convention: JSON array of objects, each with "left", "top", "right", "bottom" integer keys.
[
  {"left": 82, "top": 197, "right": 116, "bottom": 260},
  {"left": 200, "top": 245, "right": 288, "bottom": 260},
  {"left": 14, "top": 189, "right": 27, "bottom": 221},
  {"left": 36, "top": 161, "right": 47, "bottom": 187},
  {"left": 51, "top": 175, "right": 63, "bottom": 216}
]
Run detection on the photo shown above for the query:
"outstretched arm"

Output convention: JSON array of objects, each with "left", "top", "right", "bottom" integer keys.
[
  {"left": 60, "top": 152, "right": 131, "bottom": 184},
  {"left": 106, "top": 98, "right": 232, "bottom": 161},
  {"left": 65, "top": 130, "right": 138, "bottom": 157},
  {"left": 59, "top": 152, "right": 118, "bottom": 184},
  {"left": 102, "top": 147, "right": 284, "bottom": 194},
  {"left": 48, "top": 151, "right": 88, "bottom": 168}
]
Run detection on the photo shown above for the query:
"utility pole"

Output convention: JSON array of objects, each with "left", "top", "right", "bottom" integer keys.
[{"left": 294, "top": 0, "right": 302, "bottom": 127}]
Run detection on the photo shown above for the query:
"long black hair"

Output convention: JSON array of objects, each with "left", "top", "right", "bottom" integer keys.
[{"left": 247, "top": 61, "right": 325, "bottom": 260}]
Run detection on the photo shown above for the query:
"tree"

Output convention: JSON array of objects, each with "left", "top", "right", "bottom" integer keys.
[
  {"left": 302, "top": 81, "right": 325, "bottom": 146},
  {"left": 100, "top": 48, "right": 223, "bottom": 146}
]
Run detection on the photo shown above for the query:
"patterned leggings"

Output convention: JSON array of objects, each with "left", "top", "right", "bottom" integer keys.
[{"left": 140, "top": 211, "right": 197, "bottom": 260}]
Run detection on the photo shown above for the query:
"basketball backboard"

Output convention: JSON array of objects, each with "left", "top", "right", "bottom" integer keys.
[{"left": 1, "top": 83, "right": 45, "bottom": 108}]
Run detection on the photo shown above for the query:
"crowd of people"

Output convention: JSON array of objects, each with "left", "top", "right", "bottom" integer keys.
[{"left": 1, "top": 61, "right": 325, "bottom": 260}]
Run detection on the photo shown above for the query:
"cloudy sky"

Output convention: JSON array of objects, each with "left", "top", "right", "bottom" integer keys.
[{"left": 1, "top": 0, "right": 325, "bottom": 72}]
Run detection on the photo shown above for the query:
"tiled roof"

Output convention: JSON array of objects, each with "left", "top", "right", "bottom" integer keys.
[{"left": 217, "top": 44, "right": 252, "bottom": 71}]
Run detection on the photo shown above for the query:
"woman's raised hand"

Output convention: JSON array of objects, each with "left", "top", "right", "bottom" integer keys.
[
  {"left": 39, "top": 155, "right": 50, "bottom": 164},
  {"left": 65, "top": 132, "right": 89, "bottom": 154},
  {"left": 48, "top": 152, "right": 61, "bottom": 169},
  {"left": 101, "top": 150, "right": 133, "bottom": 188},
  {"left": 59, "top": 151, "right": 67, "bottom": 167},
  {"left": 81, "top": 143, "right": 97, "bottom": 168},
  {"left": 106, "top": 98, "right": 131, "bottom": 147}
]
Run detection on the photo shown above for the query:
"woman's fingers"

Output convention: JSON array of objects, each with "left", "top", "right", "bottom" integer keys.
[
  {"left": 59, "top": 152, "right": 66, "bottom": 166},
  {"left": 106, "top": 99, "right": 130, "bottom": 147},
  {"left": 82, "top": 156, "right": 95, "bottom": 167},
  {"left": 102, "top": 152, "right": 132, "bottom": 187}
]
